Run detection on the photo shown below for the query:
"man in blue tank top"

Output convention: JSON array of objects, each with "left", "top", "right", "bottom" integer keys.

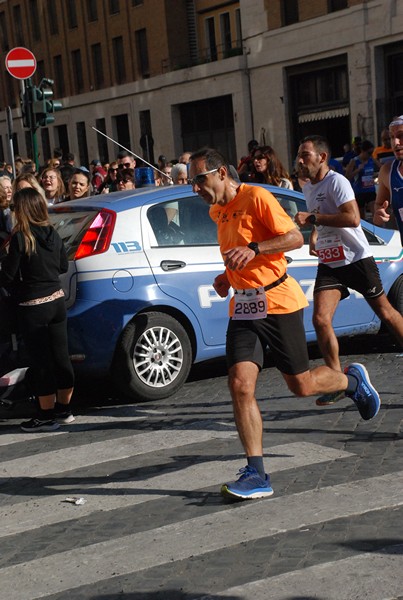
[
  {"left": 373, "top": 115, "right": 403, "bottom": 245},
  {"left": 345, "top": 140, "right": 376, "bottom": 218}
]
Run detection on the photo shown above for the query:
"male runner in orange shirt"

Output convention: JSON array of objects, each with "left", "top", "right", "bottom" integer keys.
[{"left": 189, "top": 147, "right": 381, "bottom": 500}]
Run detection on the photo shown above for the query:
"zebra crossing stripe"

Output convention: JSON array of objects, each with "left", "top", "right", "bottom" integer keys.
[
  {"left": 0, "top": 471, "right": 402, "bottom": 599},
  {"left": 0, "top": 442, "right": 352, "bottom": 537},
  {"left": 198, "top": 545, "right": 403, "bottom": 599},
  {"left": 1, "top": 428, "right": 237, "bottom": 478}
]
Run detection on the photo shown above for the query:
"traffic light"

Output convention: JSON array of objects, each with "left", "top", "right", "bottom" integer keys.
[
  {"left": 19, "top": 79, "right": 62, "bottom": 132},
  {"left": 32, "top": 84, "right": 62, "bottom": 128},
  {"left": 20, "top": 85, "right": 33, "bottom": 129}
]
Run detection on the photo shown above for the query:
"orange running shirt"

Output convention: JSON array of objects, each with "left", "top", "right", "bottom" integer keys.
[{"left": 209, "top": 184, "right": 308, "bottom": 315}]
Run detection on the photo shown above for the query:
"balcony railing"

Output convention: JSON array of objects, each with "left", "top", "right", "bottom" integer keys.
[{"left": 161, "top": 41, "right": 243, "bottom": 74}]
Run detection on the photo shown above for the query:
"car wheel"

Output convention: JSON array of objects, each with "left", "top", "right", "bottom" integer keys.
[
  {"left": 111, "top": 312, "right": 192, "bottom": 402},
  {"left": 388, "top": 275, "right": 403, "bottom": 315}
]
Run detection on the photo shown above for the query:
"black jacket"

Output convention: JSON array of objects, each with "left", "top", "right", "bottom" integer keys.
[{"left": 0, "top": 225, "right": 68, "bottom": 302}]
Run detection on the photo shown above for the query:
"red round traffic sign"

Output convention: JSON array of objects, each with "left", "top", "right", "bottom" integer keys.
[{"left": 5, "top": 47, "right": 37, "bottom": 80}]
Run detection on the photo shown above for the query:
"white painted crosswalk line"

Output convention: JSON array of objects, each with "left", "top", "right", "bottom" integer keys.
[
  {"left": 0, "top": 428, "right": 237, "bottom": 478},
  {"left": 198, "top": 546, "right": 403, "bottom": 600},
  {"left": 0, "top": 442, "right": 353, "bottom": 537},
  {"left": 0, "top": 472, "right": 402, "bottom": 600}
]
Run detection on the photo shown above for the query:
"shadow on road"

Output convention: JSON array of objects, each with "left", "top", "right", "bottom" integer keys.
[{"left": 0, "top": 333, "right": 400, "bottom": 419}]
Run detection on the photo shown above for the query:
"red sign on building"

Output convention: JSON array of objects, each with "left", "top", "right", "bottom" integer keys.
[{"left": 5, "top": 47, "right": 37, "bottom": 80}]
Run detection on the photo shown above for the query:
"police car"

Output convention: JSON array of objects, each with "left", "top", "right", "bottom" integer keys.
[{"left": 50, "top": 185, "right": 403, "bottom": 402}]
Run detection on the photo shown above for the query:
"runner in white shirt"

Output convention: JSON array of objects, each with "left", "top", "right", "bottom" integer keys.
[
  {"left": 295, "top": 135, "right": 403, "bottom": 406},
  {"left": 302, "top": 168, "right": 372, "bottom": 265}
]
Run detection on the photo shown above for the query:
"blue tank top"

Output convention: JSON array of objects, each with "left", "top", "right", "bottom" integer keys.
[
  {"left": 352, "top": 157, "right": 376, "bottom": 194},
  {"left": 390, "top": 160, "right": 403, "bottom": 245}
]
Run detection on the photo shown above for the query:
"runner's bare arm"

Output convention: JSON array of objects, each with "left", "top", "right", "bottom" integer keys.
[
  {"left": 224, "top": 228, "right": 303, "bottom": 271},
  {"left": 295, "top": 200, "right": 360, "bottom": 229},
  {"left": 345, "top": 158, "right": 362, "bottom": 182},
  {"left": 309, "top": 227, "right": 318, "bottom": 256}
]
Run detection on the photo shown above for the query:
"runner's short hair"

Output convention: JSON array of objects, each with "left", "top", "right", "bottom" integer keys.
[
  {"left": 300, "top": 135, "right": 330, "bottom": 156},
  {"left": 189, "top": 147, "right": 234, "bottom": 179}
]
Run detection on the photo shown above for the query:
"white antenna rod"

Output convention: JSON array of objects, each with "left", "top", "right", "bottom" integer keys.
[{"left": 91, "top": 127, "right": 172, "bottom": 181}]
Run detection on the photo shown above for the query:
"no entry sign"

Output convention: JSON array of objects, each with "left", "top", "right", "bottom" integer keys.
[{"left": 5, "top": 47, "right": 37, "bottom": 80}]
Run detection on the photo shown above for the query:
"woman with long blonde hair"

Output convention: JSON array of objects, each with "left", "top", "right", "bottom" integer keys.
[
  {"left": 12, "top": 172, "right": 46, "bottom": 199},
  {"left": 0, "top": 188, "right": 74, "bottom": 431},
  {"left": 0, "top": 174, "right": 13, "bottom": 204},
  {"left": 39, "top": 167, "right": 66, "bottom": 204}
]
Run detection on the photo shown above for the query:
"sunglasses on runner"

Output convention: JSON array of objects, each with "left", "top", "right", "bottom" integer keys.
[{"left": 188, "top": 169, "right": 218, "bottom": 187}]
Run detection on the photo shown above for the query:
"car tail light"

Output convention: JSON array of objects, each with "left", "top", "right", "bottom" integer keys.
[{"left": 74, "top": 209, "right": 116, "bottom": 260}]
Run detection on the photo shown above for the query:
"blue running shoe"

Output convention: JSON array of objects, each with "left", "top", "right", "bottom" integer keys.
[
  {"left": 221, "top": 466, "right": 273, "bottom": 499},
  {"left": 344, "top": 363, "right": 381, "bottom": 420}
]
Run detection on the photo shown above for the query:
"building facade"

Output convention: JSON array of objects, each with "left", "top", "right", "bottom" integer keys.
[{"left": 0, "top": 0, "right": 402, "bottom": 170}]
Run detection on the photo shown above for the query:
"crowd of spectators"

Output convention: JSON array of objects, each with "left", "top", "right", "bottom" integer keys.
[
  {"left": 0, "top": 126, "right": 398, "bottom": 242},
  {"left": 235, "top": 127, "right": 397, "bottom": 222},
  {"left": 0, "top": 146, "right": 193, "bottom": 241}
]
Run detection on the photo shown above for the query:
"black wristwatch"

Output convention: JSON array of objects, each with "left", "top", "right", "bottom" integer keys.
[
  {"left": 248, "top": 242, "right": 260, "bottom": 255},
  {"left": 307, "top": 214, "right": 317, "bottom": 225}
]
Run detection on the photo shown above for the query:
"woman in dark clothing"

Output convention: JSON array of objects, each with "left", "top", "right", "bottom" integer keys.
[
  {"left": 0, "top": 188, "right": 74, "bottom": 431},
  {"left": 99, "top": 161, "right": 119, "bottom": 194}
]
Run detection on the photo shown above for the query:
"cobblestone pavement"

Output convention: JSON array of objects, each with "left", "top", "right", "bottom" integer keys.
[{"left": 0, "top": 335, "right": 402, "bottom": 600}]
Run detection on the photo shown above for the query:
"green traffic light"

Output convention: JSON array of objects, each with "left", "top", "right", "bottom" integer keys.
[
  {"left": 51, "top": 100, "right": 63, "bottom": 112},
  {"left": 30, "top": 83, "right": 63, "bottom": 129}
]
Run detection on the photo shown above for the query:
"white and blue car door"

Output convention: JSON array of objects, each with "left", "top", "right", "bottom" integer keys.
[{"left": 141, "top": 195, "right": 230, "bottom": 347}]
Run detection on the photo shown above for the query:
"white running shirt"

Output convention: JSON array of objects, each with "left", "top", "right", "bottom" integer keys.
[{"left": 302, "top": 170, "right": 372, "bottom": 267}]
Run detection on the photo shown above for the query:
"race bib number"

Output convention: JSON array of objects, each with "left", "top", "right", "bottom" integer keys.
[
  {"left": 316, "top": 235, "right": 345, "bottom": 264},
  {"left": 362, "top": 174, "right": 374, "bottom": 188},
  {"left": 232, "top": 286, "right": 268, "bottom": 320}
]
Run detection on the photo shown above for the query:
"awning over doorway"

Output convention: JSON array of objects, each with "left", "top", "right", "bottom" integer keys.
[{"left": 298, "top": 107, "right": 350, "bottom": 123}]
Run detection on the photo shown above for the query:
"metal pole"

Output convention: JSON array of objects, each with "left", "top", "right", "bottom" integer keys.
[
  {"left": 31, "top": 129, "right": 39, "bottom": 172},
  {"left": 24, "top": 77, "right": 39, "bottom": 170},
  {"left": 6, "top": 107, "right": 16, "bottom": 179}
]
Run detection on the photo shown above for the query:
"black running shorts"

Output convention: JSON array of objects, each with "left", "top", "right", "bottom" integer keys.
[
  {"left": 226, "top": 309, "right": 309, "bottom": 375},
  {"left": 314, "top": 256, "right": 384, "bottom": 300}
]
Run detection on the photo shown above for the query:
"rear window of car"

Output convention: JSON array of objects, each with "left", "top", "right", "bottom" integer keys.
[{"left": 49, "top": 209, "right": 99, "bottom": 259}]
